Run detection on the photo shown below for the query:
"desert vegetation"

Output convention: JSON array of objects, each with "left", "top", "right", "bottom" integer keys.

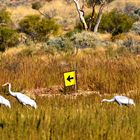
[{"left": 0, "top": 0, "right": 140, "bottom": 139}]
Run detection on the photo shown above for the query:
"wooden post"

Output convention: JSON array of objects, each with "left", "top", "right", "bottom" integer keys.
[
  {"left": 63, "top": 63, "right": 78, "bottom": 94},
  {"left": 74, "top": 63, "right": 78, "bottom": 93}
]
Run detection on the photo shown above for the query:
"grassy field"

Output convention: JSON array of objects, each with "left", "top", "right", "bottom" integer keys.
[
  {"left": 0, "top": 94, "right": 140, "bottom": 140},
  {"left": 0, "top": 48, "right": 140, "bottom": 139},
  {"left": 0, "top": 0, "right": 140, "bottom": 139}
]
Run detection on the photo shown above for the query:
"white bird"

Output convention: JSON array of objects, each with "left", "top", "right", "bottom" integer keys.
[
  {"left": 0, "top": 95, "right": 11, "bottom": 108},
  {"left": 3, "top": 83, "right": 37, "bottom": 109},
  {"left": 101, "top": 95, "right": 135, "bottom": 106}
]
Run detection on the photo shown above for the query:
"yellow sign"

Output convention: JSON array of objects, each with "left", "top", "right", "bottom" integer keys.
[{"left": 64, "top": 71, "right": 76, "bottom": 87}]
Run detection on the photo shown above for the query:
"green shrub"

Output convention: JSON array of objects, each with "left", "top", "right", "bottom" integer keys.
[
  {"left": 47, "top": 36, "right": 74, "bottom": 53},
  {"left": 19, "top": 15, "right": 40, "bottom": 35},
  {"left": 71, "top": 31, "right": 99, "bottom": 49},
  {"left": 87, "top": 0, "right": 115, "bottom": 6},
  {"left": 131, "top": 21, "right": 140, "bottom": 35},
  {"left": 78, "top": 9, "right": 136, "bottom": 35},
  {"left": 0, "top": 26, "right": 19, "bottom": 51},
  {"left": 0, "top": 9, "right": 12, "bottom": 25},
  {"left": 0, "top": 9, "right": 19, "bottom": 51},
  {"left": 65, "top": 28, "right": 81, "bottom": 38},
  {"left": 130, "top": 8, "right": 140, "bottom": 21},
  {"left": 99, "top": 9, "right": 136, "bottom": 35},
  {"left": 32, "top": 2, "right": 42, "bottom": 10},
  {"left": 36, "top": 18, "right": 60, "bottom": 40},
  {"left": 134, "top": 8, "right": 140, "bottom": 16},
  {"left": 19, "top": 15, "right": 60, "bottom": 42}
]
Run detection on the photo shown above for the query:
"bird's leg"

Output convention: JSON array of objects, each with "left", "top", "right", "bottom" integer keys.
[
  {"left": 116, "top": 101, "right": 122, "bottom": 106},
  {"left": 25, "top": 105, "right": 31, "bottom": 110},
  {"left": 27, "top": 106, "right": 31, "bottom": 110},
  {"left": 21, "top": 103, "right": 24, "bottom": 108}
]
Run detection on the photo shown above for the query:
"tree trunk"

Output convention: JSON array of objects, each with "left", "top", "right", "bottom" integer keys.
[
  {"left": 73, "top": 0, "right": 88, "bottom": 30},
  {"left": 94, "top": 3, "right": 105, "bottom": 33},
  {"left": 88, "top": 2, "right": 96, "bottom": 31}
]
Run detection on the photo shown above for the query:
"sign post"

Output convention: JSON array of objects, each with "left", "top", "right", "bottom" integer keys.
[{"left": 63, "top": 70, "right": 77, "bottom": 94}]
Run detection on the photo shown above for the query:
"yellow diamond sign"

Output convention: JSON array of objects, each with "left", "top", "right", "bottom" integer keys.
[{"left": 64, "top": 71, "right": 76, "bottom": 87}]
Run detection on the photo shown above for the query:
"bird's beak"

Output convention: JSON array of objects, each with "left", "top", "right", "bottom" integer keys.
[
  {"left": 2, "top": 83, "right": 8, "bottom": 87},
  {"left": 2, "top": 84, "right": 6, "bottom": 87},
  {"left": 100, "top": 100, "right": 103, "bottom": 106},
  {"left": 101, "top": 99, "right": 104, "bottom": 103}
]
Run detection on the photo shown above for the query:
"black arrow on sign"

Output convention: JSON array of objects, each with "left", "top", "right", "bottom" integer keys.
[{"left": 67, "top": 75, "right": 74, "bottom": 82}]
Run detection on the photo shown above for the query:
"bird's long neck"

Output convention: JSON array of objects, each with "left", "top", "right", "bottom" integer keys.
[
  {"left": 8, "top": 84, "right": 16, "bottom": 97},
  {"left": 103, "top": 98, "right": 115, "bottom": 102}
]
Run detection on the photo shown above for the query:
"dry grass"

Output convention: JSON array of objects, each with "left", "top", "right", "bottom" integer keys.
[
  {"left": 1, "top": 48, "right": 140, "bottom": 139},
  {"left": 112, "top": 32, "right": 140, "bottom": 42},
  {"left": 7, "top": 0, "right": 78, "bottom": 31},
  {"left": 105, "top": 0, "right": 140, "bottom": 11},
  {"left": 7, "top": 5, "right": 38, "bottom": 25},
  {"left": 1, "top": 47, "right": 140, "bottom": 95},
  {"left": 3, "top": 45, "right": 27, "bottom": 56},
  {"left": 1, "top": 1, "right": 140, "bottom": 139}
]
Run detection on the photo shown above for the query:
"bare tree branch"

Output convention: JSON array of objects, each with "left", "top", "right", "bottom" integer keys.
[
  {"left": 38, "top": 10, "right": 51, "bottom": 19},
  {"left": 81, "top": 0, "right": 85, "bottom": 10}
]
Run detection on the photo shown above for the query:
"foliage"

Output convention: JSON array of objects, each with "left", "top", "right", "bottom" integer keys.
[
  {"left": 0, "top": 9, "right": 12, "bottom": 26},
  {"left": 19, "top": 15, "right": 40, "bottom": 34},
  {"left": 134, "top": 8, "right": 140, "bottom": 16},
  {"left": 77, "top": 9, "right": 136, "bottom": 35},
  {"left": 86, "top": 0, "right": 115, "bottom": 6},
  {"left": 47, "top": 36, "right": 74, "bottom": 53},
  {"left": 19, "top": 15, "right": 60, "bottom": 42},
  {"left": 130, "top": 8, "right": 140, "bottom": 20},
  {"left": 107, "top": 0, "right": 115, "bottom": 2},
  {"left": 32, "top": 1, "right": 42, "bottom": 10},
  {"left": 99, "top": 9, "right": 136, "bottom": 35},
  {"left": 0, "top": 26, "right": 19, "bottom": 51},
  {"left": 0, "top": 9, "right": 19, "bottom": 51},
  {"left": 131, "top": 21, "right": 140, "bottom": 35},
  {"left": 71, "top": 31, "right": 102, "bottom": 49}
]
